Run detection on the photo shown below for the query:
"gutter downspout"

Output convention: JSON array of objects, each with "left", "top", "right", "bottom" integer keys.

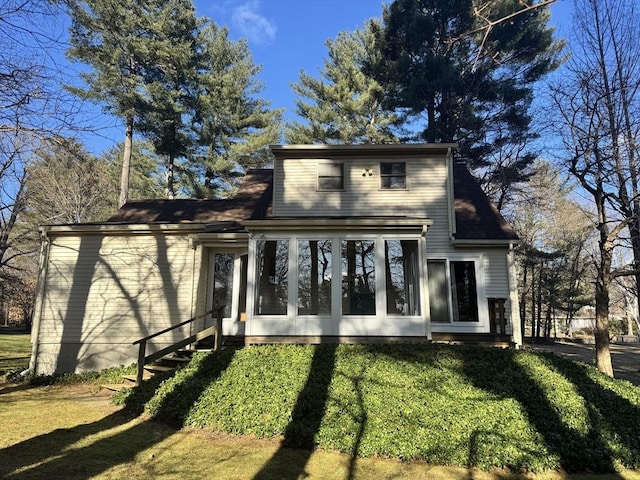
[
  {"left": 446, "top": 147, "right": 457, "bottom": 241},
  {"left": 507, "top": 242, "right": 522, "bottom": 348},
  {"left": 28, "top": 227, "right": 52, "bottom": 375}
]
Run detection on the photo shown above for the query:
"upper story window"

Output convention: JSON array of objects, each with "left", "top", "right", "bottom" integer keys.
[
  {"left": 380, "top": 162, "right": 406, "bottom": 189},
  {"left": 317, "top": 161, "right": 344, "bottom": 190}
]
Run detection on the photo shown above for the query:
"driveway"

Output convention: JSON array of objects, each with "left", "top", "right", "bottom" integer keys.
[{"left": 527, "top": 340, "right": 640, "bottom": 386}]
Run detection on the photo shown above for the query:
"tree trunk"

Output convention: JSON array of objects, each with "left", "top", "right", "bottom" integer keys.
[
  {"left": 535, "top": 262, "right": 543, "bottom": 340},
  {"left": 520, "top": 262, "right": 528, "bottom": 339},
  {"left": 165, "top": 153, "right": 175, "bottom": 200},
  {"left": 118, "top": 116, "right": 134, "bottom": 208},
  {"left": 594, "top": 279, "right": 614, "bottom": 376}
]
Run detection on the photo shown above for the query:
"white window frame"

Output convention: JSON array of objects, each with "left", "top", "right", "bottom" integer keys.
[
  {"left": 426, "top": 255, "right": 489, "bottom": 333},
  {"left": 247, "top": 232, "right": 428, "bottom": 337},
  {"left": 317, "top": 160, "right": 345, "bottom": 191},
  {"left": 379, "top": 161, "right": 407, "bottom": 190}
]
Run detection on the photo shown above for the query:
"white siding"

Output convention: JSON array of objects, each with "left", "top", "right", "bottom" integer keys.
[
  {"left": 34, "top": 232, "right": 202, "bottom": 374},
  {"left": 275, "top": 157, "right": 449, "bottom": 232}
]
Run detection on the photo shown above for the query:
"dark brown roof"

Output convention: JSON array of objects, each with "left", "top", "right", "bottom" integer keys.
[
  {"left": 106, "top": 169, "right": 273, "bottom": 224},
  {"left": 106, "top": 165, "right": 517, "bottom": 242},
  {"left": 453, "top": 163, "right": 518, "bottom": 242}
]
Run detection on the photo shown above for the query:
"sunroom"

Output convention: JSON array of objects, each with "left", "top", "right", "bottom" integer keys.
[{"left": 240, "top": 218, "right": 491, "bottom": 343}]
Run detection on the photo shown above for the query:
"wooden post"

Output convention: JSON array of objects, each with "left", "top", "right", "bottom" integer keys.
[
  {"left": 214, "top": 306, "right": 223, "bottom": 351},
  {"left": 136, "top": 339, "right": 147, "bottom": 385}
]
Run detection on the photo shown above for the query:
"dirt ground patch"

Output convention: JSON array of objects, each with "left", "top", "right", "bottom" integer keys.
[{"left": 526, "top": 340, "right": 640, "bottom": 386}]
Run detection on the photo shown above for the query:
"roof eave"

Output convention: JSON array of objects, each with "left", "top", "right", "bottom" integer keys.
[
  {"left": 270, "top": 143, "right": 458, "bottom": 159},
  {"left": 451, "top": 238, "right": 520, "bottom": 247},
  {"left": 243, "top": 217, "right": 433, "bottom": 233}
]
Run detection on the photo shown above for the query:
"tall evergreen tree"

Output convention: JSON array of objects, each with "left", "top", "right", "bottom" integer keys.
[
  {"left": 189, "top": 22, "right": 282, "bottom": 198},
  {"left": 100, "top": 140, "right": 166, "bottom": 201},
  {"left": 287, "top": 20, "right": 403, "bottom": 144},
  {"left": 372, "top": 0, "right": 563, "bottom": 169},
  {"left": 134, "top": 0, "right": 202, "bottom": 199},
  {"left": 65, "top": 0, "right": 201, "bottom": 205}
]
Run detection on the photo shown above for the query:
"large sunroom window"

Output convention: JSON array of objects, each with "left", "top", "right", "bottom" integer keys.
[
  {"left": 298, "top": 240, "right": 332, "bottom": 315},
  {"left": 255, "top": 240, "right": 288, "bottom": 315},
  {"left": 341, "top": 240, "right": 376, "bottom": 315},
  {"left": 385, "top": 240, "right": 420, "bottom": 316},
  {"left": 427, "top": 260, "right": 479, "bottom": 323}
]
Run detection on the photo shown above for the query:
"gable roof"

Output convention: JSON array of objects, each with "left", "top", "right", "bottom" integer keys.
[
  {"left": 106, "top": 169, "right": 273, "bottom": 224},
  {"left": 105, "top": 164, "right": 517, "bottom": 242}
]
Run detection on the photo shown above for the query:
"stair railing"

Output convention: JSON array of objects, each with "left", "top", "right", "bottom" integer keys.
[{"left": 132, "top": 306, "right": 224, "bottom": 385}]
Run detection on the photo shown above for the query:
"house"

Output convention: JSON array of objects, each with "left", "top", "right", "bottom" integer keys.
[{"left": 29, "top": 143, "right": 521, "bottom": 375}]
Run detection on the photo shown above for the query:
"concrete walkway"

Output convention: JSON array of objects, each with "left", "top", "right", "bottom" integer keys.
[{"left": 527, "top": 340, "right": 640, "bottom": 386}]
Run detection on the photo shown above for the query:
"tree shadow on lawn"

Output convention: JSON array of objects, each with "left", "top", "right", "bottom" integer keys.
[
  {"left": 0, "top": 348, "right": 238, "bottom": 479},
  {"left": 459, "top": 347, "right": 637, "bottom": 475},
  {"left": 365, "top": 343, "right": 638, "bottom": 475},
  {"left": 253, "top": 344, "right": 337, "bottom": 480},
  {"left": 0, "top": 409, "right": 161, "bottom": 479}
]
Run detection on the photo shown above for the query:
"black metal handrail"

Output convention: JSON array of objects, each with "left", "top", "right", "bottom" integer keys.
[{"left": 132, "top": 306, "right": 224, "bottom": 385}]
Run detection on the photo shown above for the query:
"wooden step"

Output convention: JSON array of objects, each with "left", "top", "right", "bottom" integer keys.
[
  {"left": 159, "top": 356, "right": 191, "bottom": 366},
  {"left": 144, "top": 364, "right": 176, "bottom": 373},
  {"left": 101, "top": 383, "right": 130, "bottom": 392},
  {"left": 123, "top": 373, "right": 152, "bottom": 384}
]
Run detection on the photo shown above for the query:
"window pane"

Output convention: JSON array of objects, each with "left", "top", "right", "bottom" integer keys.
[
  {"left": 318, "top": 176, "right": 343, "bottom": 190},
  {"left": 255, "top": 240, "right": 288, "bottom": 315},
  {"left": 450, "top": 261, "right": 479, "bottom": 322},
  {"left": 427, "top": 261, "right": 449, "bottom": 322},
  {"left": 213, "top": 253, "right": 235, "bottom": 318},
  {"left": 318, "top": 163, "right": 342, "bottom": 177},
  {"left": 318, "top": 162, "right": 344, "bottom": 190},
  {"left": 380, "top": 162, "right": 406, "bottom": 189},
  {"left": 385, "top": 240, "right": 420, "bottom": 315},
  {"left": 298, "top": 240, "right": 332, "bottom": 315},
  {"left": 381, "top": 162, "right": 405, "bottom": 175},
  {"left": 341, "top": 240, "right": 376, "bottom": 315}
]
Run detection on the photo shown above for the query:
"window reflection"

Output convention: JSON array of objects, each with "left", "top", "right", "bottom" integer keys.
[
  {"left": 385, "top": 240, "right": 420, "bottom": 315},
  {"left": 213, "top": 253, "right": 234, "bottom": 318},
  {"left": 341, "top": 240, "right": 376, "bottom": 315},
  {"left": 298, "top": 240, "right": 332, "bottom": 315},
  {"left": 427, "top": 260, "right": 479, "bottom": 322},
  {"left": 255, "top": 240, "right": 288, "bottom": 315}
]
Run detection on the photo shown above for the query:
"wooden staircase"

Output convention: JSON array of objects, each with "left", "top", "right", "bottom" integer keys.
[
  {"left": 102, "top": 308, "right": 223, "bottom": 392},
  {"left": 101, "top": 349, "right": 206, "bottom": 392}
]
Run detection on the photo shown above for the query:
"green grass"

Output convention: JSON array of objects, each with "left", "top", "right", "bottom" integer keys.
[
  {"left": 2, "top": 382, "right": 639, "bottom": 480},
  {"left": 117, "top": 344, "right": 640, "bottom": 474},
  {"left": 0, "top": 330, "right": 31, "bottom": 380},
  {"left": 0, "top": 330, "right": 136, "bottom": 384}
]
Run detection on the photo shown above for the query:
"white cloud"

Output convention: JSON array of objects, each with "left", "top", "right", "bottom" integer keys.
[{"left": 232, "top": 0, "right": 277, "bottom": 46}]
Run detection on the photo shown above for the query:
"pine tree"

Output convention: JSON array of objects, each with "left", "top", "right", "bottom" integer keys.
[
  {"left": 134, "top": 0, "right": 202, "bottom": 199},
  {"left": 189, "top": 22, "right": 282, "bottom": 198},
  {"left": 287, "top": 20, "right": 402, "bottom": 144},
  {"left": 65, "top": 0, "right": 202, "bottom": 205},
  {"left": 373, "top": 0, "right": 563, "bottom": 168}
]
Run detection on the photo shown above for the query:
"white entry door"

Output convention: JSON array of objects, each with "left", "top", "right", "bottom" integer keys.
[{"left": 208, "top": 251, "right": 247, "bottom": 336}]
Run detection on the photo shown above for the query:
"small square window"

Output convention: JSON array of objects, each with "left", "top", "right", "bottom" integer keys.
[
  {"left": 318, "top": 161, "right": 344, "bottom": 190},
  {"left": 380, "top": 162, "right": 406, "bottom": 189}
]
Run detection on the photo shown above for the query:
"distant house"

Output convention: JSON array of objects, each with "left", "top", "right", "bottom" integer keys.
[{"left": 30, "top": 144, "right": 521, "bottom": 375}]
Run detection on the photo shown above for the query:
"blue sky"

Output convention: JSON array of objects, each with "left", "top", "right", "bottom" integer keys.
[
  {"left": 194, "top": 0, "right": 572, "bottom": 121},
  {"left": 195, "top": 0, "right": 386, "bottom": 120},
  {"left": 65, "top": 0, "right": 572, "bottom": 153}
]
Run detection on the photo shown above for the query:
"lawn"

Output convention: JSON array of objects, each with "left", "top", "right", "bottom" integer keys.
[
  {"left": 0, "top": 329, "right": 31, "bottom": 380},
  {"left": 118, "top": 344, "right": 640, "bottom": 474},
  {"left": 3, "top": 333, "right": 640, "bottom": 479},
  {"left": 1, "top": 383, "right": 639, "bottom": 480}
]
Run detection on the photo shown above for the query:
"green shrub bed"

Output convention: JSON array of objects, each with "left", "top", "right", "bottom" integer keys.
[{"left": 118, "top": 344, "right": 640, "bottom": 473}]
